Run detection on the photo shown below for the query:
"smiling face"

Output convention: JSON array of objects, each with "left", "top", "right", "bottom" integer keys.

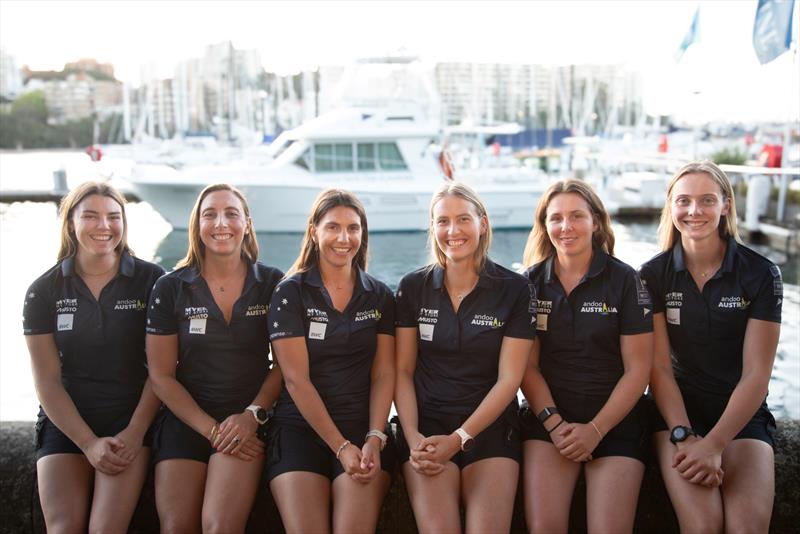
[
  {"left": 198, "top": 190, "right": 251, "bottom": 258},
  {"left": 70, "top": 194, "right": 124, "bottom": 259},
  {"left": 670, "top": 172, "right": 729, "bottom": 244},
  {"left": 432, "top": 194, "right": 487, "bottom": 265},
  {"left": 312, "top": 205, "right": 362, "bottom": 270},
  {"left": 545, "top": 192, "right": 598, "bottom": 261}
]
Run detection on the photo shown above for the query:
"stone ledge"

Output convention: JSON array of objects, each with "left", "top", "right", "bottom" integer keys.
[{"left": 1, "top": 420, "right": 797, "bottom": 533}]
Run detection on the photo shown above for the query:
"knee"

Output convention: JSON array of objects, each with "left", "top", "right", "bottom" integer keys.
[
  {"left": 528, "top": 516, "right": 569, "bottom": 534},
  {"left": 678, "top": 513, "right": 723, "bottom": 534},
  {"left": 724, "top": 512, "right": 771, "bottom": 534},
  {"left": 203, "top": 514, "right": 245, "bottom": 534},
  {"left": 159, "top": 514, "right": 200, "bottom": 534}
]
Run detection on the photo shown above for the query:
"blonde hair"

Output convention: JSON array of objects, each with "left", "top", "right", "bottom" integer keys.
[
  {"left": 428, "top": 182, "right": 492, "bottom": 272},
  {"left": 176, "top": 183, "right": 259, "bottom": 270},
  {"left": 522, "top": 179, "right": 614, "bottom": 267},
  {"left": 657, "top": 160, "right": 741, "bottom": 250},
  {"left": 287, "top": 188, "right": 369, "bottom": 275},
  {"left": 57, "top": 181, "right": 131, "bottom": 261}
]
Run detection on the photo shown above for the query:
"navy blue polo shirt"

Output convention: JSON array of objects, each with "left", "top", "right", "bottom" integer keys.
[
  {"left": 639, "top": 237, "right": 782, "bottom": 396},
  {"left": 395, "top": 260, "right": 536, "bottom": 416},
  {"left": 146, "top": 262, "right": 283, "bottom": 409},
  {"left": 525, "top": 249, "right": 653, "bottom": 398},
  {"left": 267, "top": 266, "right": 395, "bottom": 423},
  {"left": 23, "top": 251, "right": 164, "bottom": 414}
]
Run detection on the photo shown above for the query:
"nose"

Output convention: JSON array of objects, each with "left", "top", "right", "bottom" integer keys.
[
  {"left": 214, "top": 213, "right": 227, "bottom": 227},
  {"left": 688, "top": 200, "right": 700, "bottom": 215},
  {"left": 336, "top": 228, "right": 348, "bottom": 242},
  {"left": 97, "top": 216, "right": 110, "bottom": 229}
]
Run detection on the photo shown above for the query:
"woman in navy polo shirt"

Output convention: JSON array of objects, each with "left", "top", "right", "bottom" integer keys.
[
  {"left": 639, "top": 161, "right": 782, "bottom": 533},
  {"left": 266, "top": 189, "right": 395, "bottom": 533},
  {"left": 23, "top": 181, "right": 164, "bottom": 533},
  {"left": 146, "top": 184, "right": 283, "bottom": 533},
  {"left": 520, "top": 179, "right": 653, "bottom": 534},
  {"left": 395, "top": 182, "right": 535, "bottom": 533}
]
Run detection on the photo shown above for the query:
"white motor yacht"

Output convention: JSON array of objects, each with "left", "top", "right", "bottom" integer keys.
[{"left": 128, "top": 106, "right": 549, "bottom": 233}]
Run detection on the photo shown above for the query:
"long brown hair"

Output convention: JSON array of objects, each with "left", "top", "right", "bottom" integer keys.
[
  {"left": 57, "top": 181, "right": 132, "bottom": 261},
  {"left": 522, "top": 179, "right": 614, "bottom": 267},
  {"left": 428, "top": 182, "right": 492, "bottom": 272},
  {"left": 175, "top": 183, "right": 259, "bottom": 270},
  {"left": 287, "top": 188, "right": 369, "bottom": 275},
  {"left": 657, "top": 160, "right": 740, "bottom": 250}
]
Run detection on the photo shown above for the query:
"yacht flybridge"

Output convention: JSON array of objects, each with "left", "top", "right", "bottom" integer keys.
[{"left": 127, "top": 106, "right": 549, "bottom": 232}]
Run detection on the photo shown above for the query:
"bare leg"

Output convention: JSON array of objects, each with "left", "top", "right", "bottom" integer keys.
[
  {"left": 654, "top": 431, "right": 723, "bottom": 534},
  {"left": 89, "top": 447, "right": 151, "bottom": 534},
  {"left": 332, "top": 470, "right": 391, "bottom": 534},
  {"left": 585, "top": 456, "right": 644, "bottom": 534},
  {"left": 270, "top": 471, "right": 331, "bottom": 534},
  {"left": 523, "top": 440, "right": 581, "bottom": 534},
  {"left": 202, "top": 452, "right": 265, "bottom": 534},
  {"left": 461, "top": 457, "right": 519, "bottom": 534},
  {"left": 36, "top": 453, "right": 93, "bottom": 534},
  {"left": 154, "top": 459, "right": 207, "bottom": 534},
  {"left": 402, "top": 461, "right": 462, "bottom": 534},
  {"left": 720, "top": 439, "right": 774, "bottom": 534}
]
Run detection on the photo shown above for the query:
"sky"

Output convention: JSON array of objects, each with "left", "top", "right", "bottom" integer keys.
[{"left": 1, "top": 0, "right": 798, "bottom": 124}]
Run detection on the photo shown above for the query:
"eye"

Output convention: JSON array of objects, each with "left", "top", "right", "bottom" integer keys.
[
  {"left": 675, "top": 198, "right": 689, "bottom": 206},
  {"left": 202, "top": 211, "right": 215, "bottom": 219},
  {"left": 225, "top": 209, "right": 240, "bottom": 218},
  {"left": 348, "top": 224, "right": 360, "bottom": 233},
  {"left": 436, "top": 218, "right": 448, "bottom": 226},
  {"left": 703, "top": 196, "right": 717, "bottom": 205}
]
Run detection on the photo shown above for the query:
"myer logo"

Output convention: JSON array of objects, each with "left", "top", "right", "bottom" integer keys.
[
  {"left": 718, "top": 296, "right": 750, "bottom": 309},
  {"left": 418, "top": 308, "right": 438, "bottom": 324},
  {"left": 306, "top": 308, "right": 329, "bottom": 323},
  {"left": 185, "top": 306, "right": 209, "bottom": 319},
  {"left": 471, "top": 313, "right": 505, "bottom": 329},
  {"left": 114, "top": 298, "right": 146, "bottom": 311},
  {"left": 580, "top": 301, "right": 618, "bottom": 314},
  {"left": 55, "top": 298, "right": 78, "bottom": 313},
  {"left": 666, "top": 292, "right": 683, "bottom": 308}
]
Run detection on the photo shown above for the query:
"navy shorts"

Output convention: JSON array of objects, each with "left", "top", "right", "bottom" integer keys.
[
  {"left": 395, "top": 408, "right": 521, "bottom": 469},
  {"left": 35, "top": 406, "right": 154, "bottom": 461},
  {"left": 520, "top": 394, "right": 648, "bottom": 463},
  {"left": 650, "top": 386, "right": 776, "bottom": 448},
  {"left": 265, "top": 418, "right": 396, "bottom": 482},
  {"left": 152, "top": 404, "right": 267, "bottom": 465}
]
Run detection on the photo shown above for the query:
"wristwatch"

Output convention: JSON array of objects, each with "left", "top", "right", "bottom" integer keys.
[
  {"left": 537, "top": 406, "right": 559, "bottom": 423},
  {"left": 365, "top": 429, "right": 388, "bottom": 450},
  {"left": 454, "top": 427, "right": 474, "bottom": 451},
  {"left": 245, "top": 404, "right": 269, "bottom": 425},
  {"left": 669, "top": 425, "right": 697, "bottom": 444}
]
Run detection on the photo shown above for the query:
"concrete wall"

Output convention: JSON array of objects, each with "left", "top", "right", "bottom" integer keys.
[{"left": 1, "top": 420, "right": 797, "bottom": 533}]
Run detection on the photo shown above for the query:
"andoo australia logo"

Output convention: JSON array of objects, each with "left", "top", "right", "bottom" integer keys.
[
  {"left": 580, "top": 301, "right": 618, "bottom": 314},
  {"left": 246, "top": 304, "right": 268, "bottom": 316},
  {"left": 355, "top": 309, "right": 381, "bottom": 322},
  {"left": 471, "top": 313, "right": 505, "bottom": 329},
  {"left": 718, "top": 296, "right": 750, "bottom": 310},
  {"left": 114, "top": 298, "right": 146, "bottom": 311}
]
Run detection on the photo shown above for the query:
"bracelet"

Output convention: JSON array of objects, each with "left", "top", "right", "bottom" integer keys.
[
  {"left": 335, "top": 440, "right": 351, "bottom": 459},
  {"left": 589, "top": 420, "right": 604, "bottom": 438},
  {"left": 365, "top": 429, "right": 388, "bottom": 450},
  {"left": 547, "top": 419, "right": 565, "bottom": 434},
  {"left": 209, "top": 423, "right": 219, "bottom": 443}
]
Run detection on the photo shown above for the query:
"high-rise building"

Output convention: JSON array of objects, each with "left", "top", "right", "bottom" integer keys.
[{"left": 0, "top": 48, "right": 23, "bottom": 100}]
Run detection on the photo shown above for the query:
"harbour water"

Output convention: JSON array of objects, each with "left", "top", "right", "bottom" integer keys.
[{"left": 1, "top": 151, "right": 798, "bottom": 421}]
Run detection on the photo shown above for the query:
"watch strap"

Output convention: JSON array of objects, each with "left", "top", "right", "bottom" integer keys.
[{"left": 537, "top": 406, "right": 558, "bottom": 423}]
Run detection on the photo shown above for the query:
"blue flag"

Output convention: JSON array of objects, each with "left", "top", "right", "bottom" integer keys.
[
  {"left": 676, "top": 7, "right": 700, "bottom": 62},
  {"left": 753, "top": 0, "right": 796, "bottom": 64}
]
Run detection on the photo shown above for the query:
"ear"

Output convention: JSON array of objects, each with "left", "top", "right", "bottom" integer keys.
[
  {"left": 721, "top": 196, "right": 731, "bottom": 216},
  {"left": 310, "top": 224, "right": 317, "bottom": 244},
  {"left": 245, "top": 217, "right": 253, "bottom": 235},
  {"left": 479, "top": 214, "right": 488, "bottom": 236}
]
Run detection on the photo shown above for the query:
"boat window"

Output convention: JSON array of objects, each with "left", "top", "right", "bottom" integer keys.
[
  {"left": 378, "top": 142, "right": 407, "bottom": 170},
  {"left": 357, "top": 144, "right": 376, "bottom": 170},
  {"left": 294, "top": 148, "right": 310, "bottom": 170},
  {"left": 315, "top": 143, "right": 354, "bottom": 172}
]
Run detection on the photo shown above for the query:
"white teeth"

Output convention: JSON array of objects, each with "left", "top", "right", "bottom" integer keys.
[
  {"left": 91, "top": 235, "right": 112, "bottom": 241},
  {"left": 447, "top": 239, "right": 466, "bottom": 247},
  {"left": 212, "top": 233, "right": 233, "bottom": 240},
  {"left": 333, "top": 247, "right": 350, "bottom": 254}
]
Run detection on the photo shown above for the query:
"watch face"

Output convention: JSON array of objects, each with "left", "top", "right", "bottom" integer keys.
[
  {"left": 671, "top": 426, "right": 688, "bottom": 443},
  {"left": 256, "top": 408, "right": 268, "bottom": 422},
  {"left": 462, "top": 438, "right": 475, "bottom": 451}
]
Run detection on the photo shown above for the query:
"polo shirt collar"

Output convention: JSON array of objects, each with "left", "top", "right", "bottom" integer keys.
[
  {"left": 303, "top": 265, "right": 374, "bottom": 293},
  {"left": 431, "top": 259, "right": 500, "bottom": 291},
  {"left": 62, "top": 250, "right": 135, "bottom": 278},
  {"left": 671, "top": 236, "right": 738, "bottom": 275},
  {"left": 543, "top": 247, "right": 608, "bottom": 284}
]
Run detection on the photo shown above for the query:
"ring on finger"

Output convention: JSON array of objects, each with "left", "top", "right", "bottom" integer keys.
[{"left": 233, "top": 436, "right": 241, "bottom": 444}]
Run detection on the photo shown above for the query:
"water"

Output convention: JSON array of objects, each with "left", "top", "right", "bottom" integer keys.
[{"left": 1, "top": 151, "right": 798, "bottom": 421}]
